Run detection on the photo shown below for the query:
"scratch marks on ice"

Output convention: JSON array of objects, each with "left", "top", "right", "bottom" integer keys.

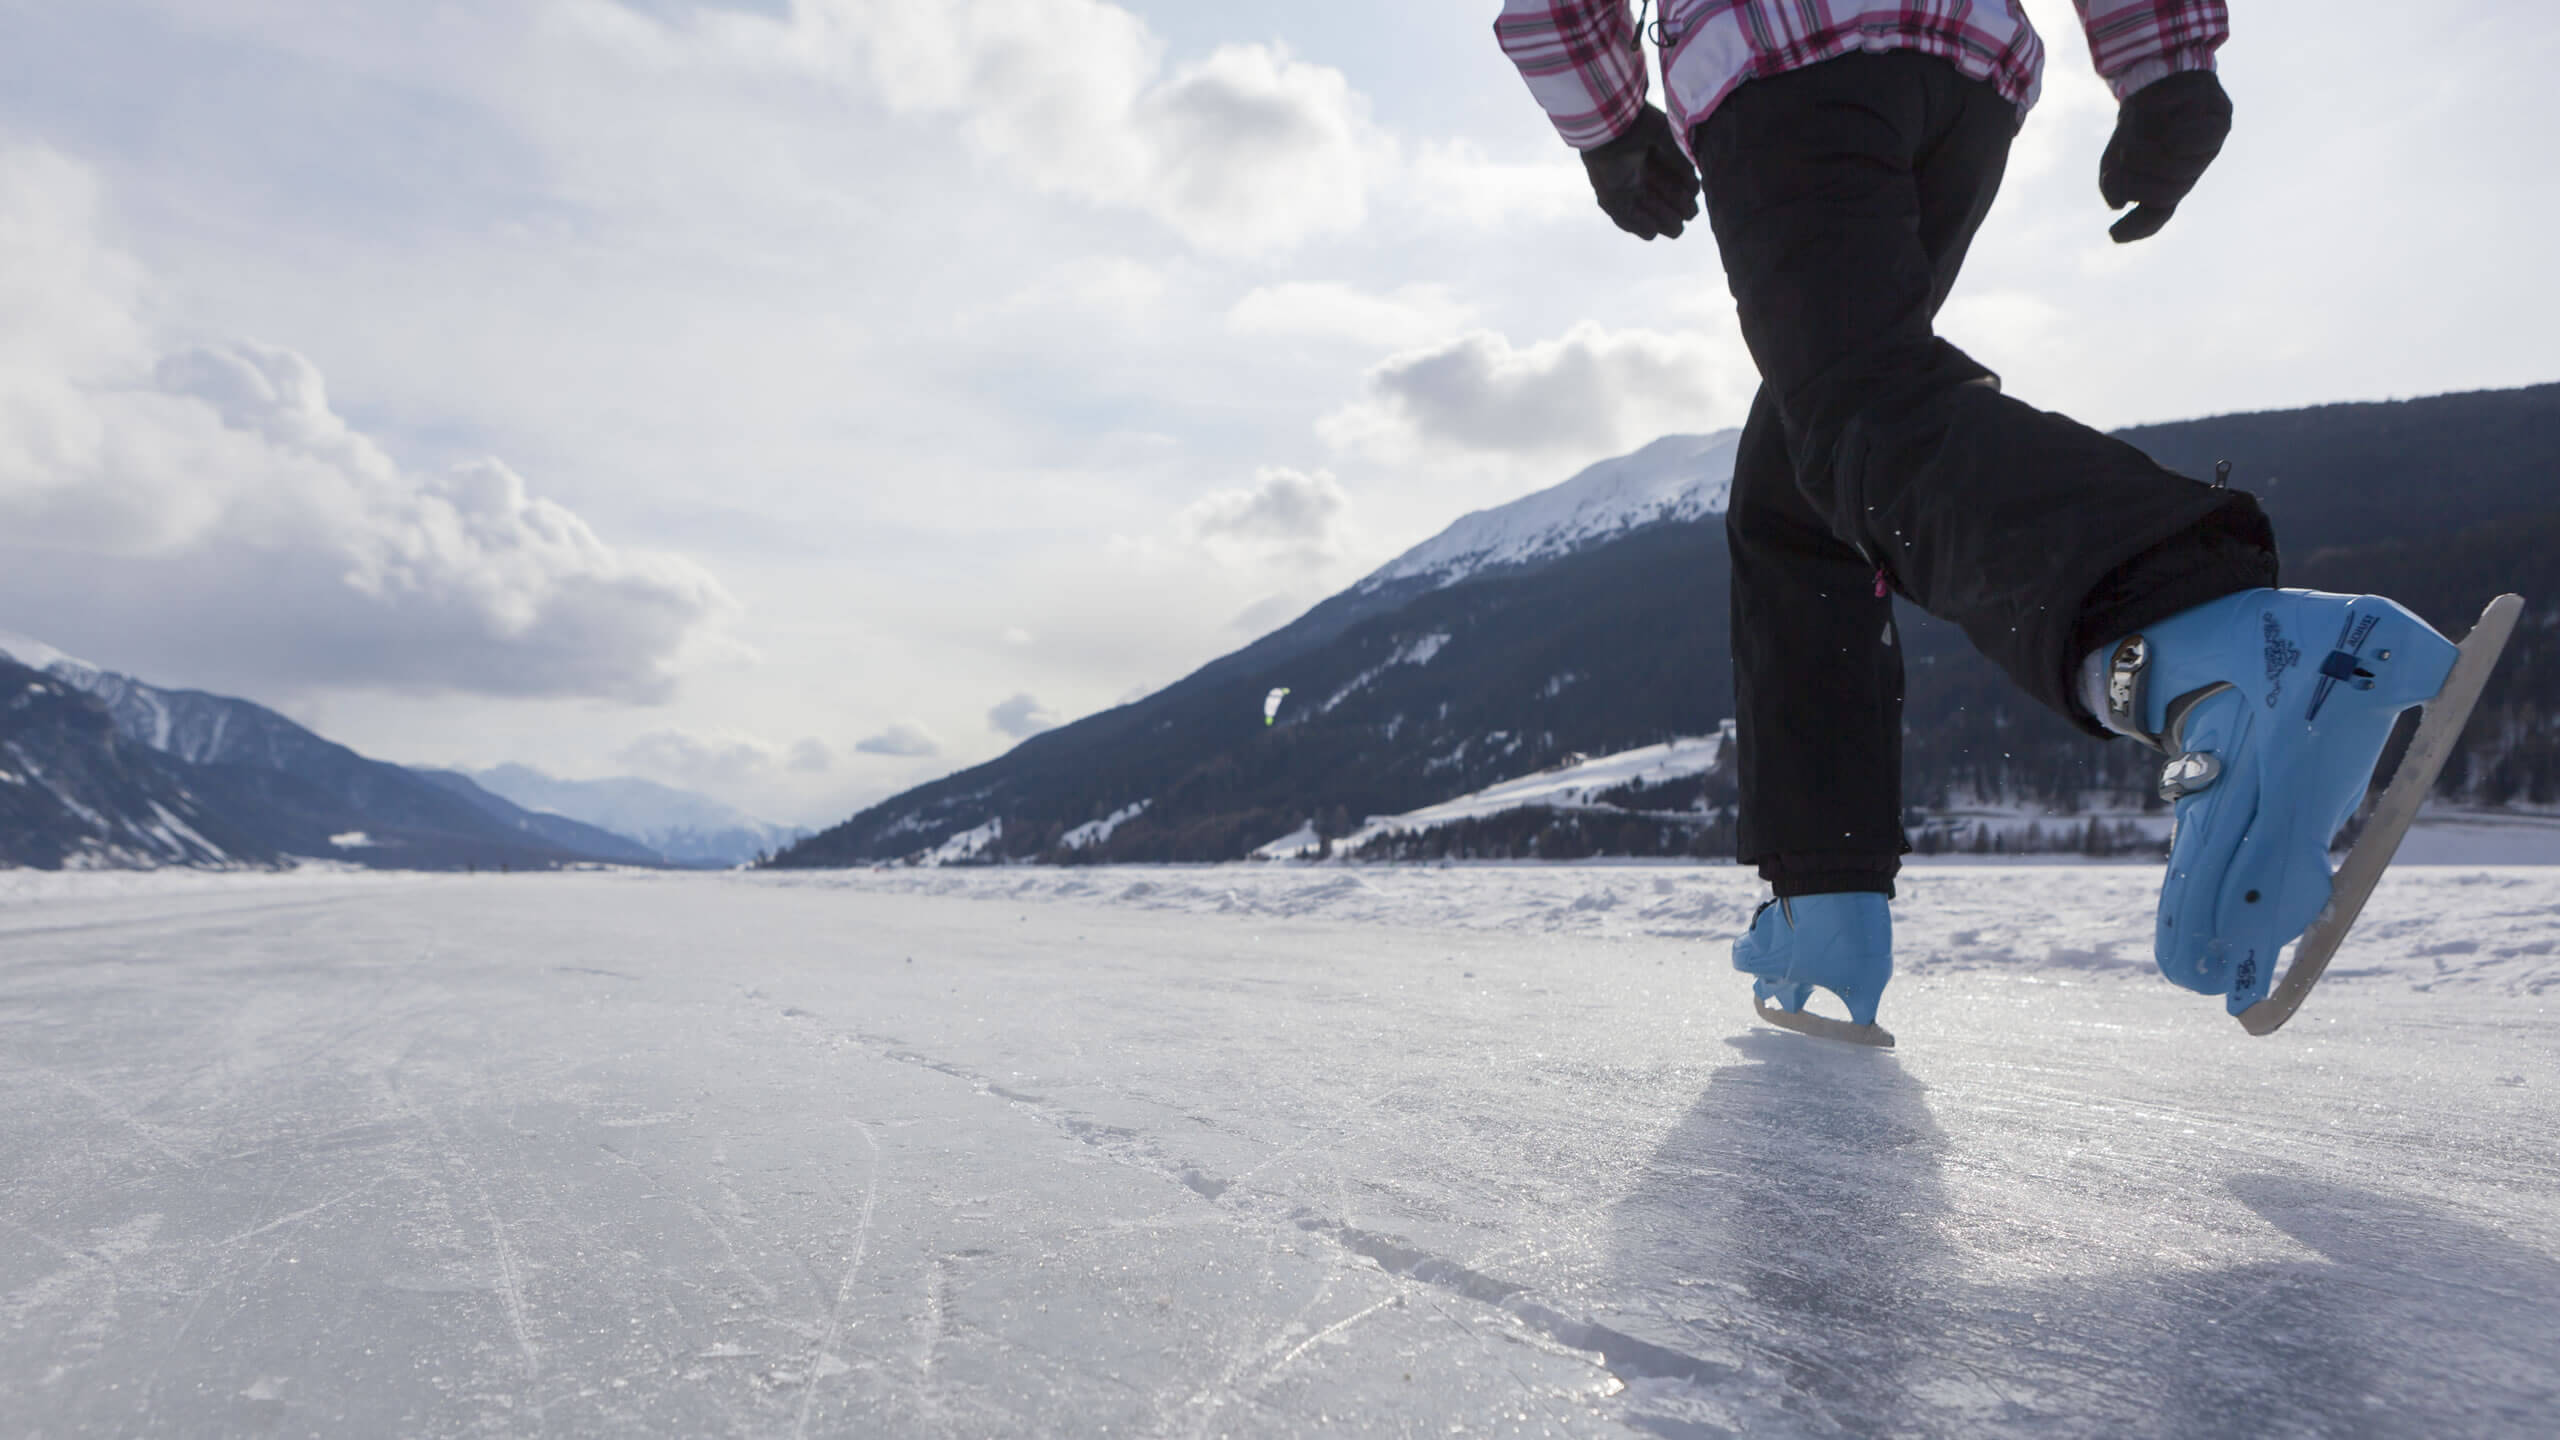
[
  {"left": 793, "top": 1122, "right": 881, "bottom": 1440},
  {"left": 839, "top": 1023, "right": 1737, "bottom": 1407}
]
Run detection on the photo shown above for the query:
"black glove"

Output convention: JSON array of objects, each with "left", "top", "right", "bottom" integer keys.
[
  {"left": 1581, "top": 104, "right": 1699, "bottom": 241},
  {"left": 2100, "top": 69, "right": 2232, "bottom": 243}
]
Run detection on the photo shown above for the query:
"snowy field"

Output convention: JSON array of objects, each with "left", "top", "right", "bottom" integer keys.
[{"left": 3, "top": 862, "right": 2557, "bottom": 1437}]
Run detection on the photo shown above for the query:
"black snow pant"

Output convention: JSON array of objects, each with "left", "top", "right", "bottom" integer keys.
[{"left": 1696, "top": 52, "right": 2278, "bottom": 899}]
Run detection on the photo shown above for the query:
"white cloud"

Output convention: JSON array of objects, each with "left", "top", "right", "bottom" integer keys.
[
  {"left": 608, "top": 0, "right": 1386, "bottom": 258},
  {"left": 1403, "top": 138, "right": 1587, "bottom": 227},
  {"left": 1938, "top": 291, "right": 2072, "bottom": 377},
  {"left": 853, "top": 723, "right": 940, "bottom": 758},
  {"left": 987, "top": 692, "right": 1060, "bottom": 739},
  {"left": 1183, "top": 466, "right": 1353, "bottom": 569},
  {"left": 617, "top": 727, "right": 827, "bottom": 787},
  {"left": 1320, "top": 324, "right": 1751, "bottom": 464},
  {"left": 1226, "top": 282, "right": 1475, "bottom": 350},
  {"left": 1013, "top": 256, "right": 1169, "bottom": 315},
  {"left": 1130, "top": 41, "right": 1378, "bottom": 255},
  {"left": 0, "top": 138, "right": 733, "bottom": 703}
]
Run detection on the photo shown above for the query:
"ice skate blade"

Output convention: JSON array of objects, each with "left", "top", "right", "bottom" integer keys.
[
  {"left": 1752, "top": 996, "right": 1896, "bottom": 1048},
  {"left": 2238, "top": 593, "right": 2525, "bottom": 1037}
]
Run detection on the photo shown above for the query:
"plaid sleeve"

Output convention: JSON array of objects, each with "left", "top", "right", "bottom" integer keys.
[
  {"left": 1493, "top": 0, "right": 1647, "bottom": 151},
  {"left": 2072, "top": 0, "right": 2230, "bottom": 99}
]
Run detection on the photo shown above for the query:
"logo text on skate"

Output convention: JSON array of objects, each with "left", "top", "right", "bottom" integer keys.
[{"left": 2261, "top": 612, "right": 2302, "bottom": 708}]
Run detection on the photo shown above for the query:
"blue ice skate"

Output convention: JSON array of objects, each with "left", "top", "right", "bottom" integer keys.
[
  {"left": 1734, "top": 893, "right": 1895, "bottom": 1047},
  {"left": 2090, "top": 587, "right": 2521, "bottom": 1027}
]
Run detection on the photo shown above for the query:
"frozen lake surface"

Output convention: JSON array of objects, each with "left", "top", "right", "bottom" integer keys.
[{"left": 3, "top": 862, "right": 2557, "bottom": 1437}]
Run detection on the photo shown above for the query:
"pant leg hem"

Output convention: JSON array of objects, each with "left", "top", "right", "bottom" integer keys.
[
  {"left": 1759, "top": 860, "right": 1900, "bottom": 900},
  {"left": 2063, "top": 498, "right": 2282, "bottom": 733}
]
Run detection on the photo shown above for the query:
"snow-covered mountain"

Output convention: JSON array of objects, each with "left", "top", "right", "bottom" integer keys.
[
  {"left": 1355, "top": 431, "right": 1737, "bottom": 594},
  {"left": 0, "top": 634, "right": 656, "bottom": 870},
  {"left": 4, "top": 630, "right": 371, "bottom": 777},
  {"left": 463, "top": 764, "right": 805, "bottom": 868},
  {"left": 0, "top": 656, "right": 273, "bottom": 869},
  {"left": 781, "top": 472, "right": 1739, "bottom": 867},
  {"left": 781, "top": 427, "right": 1756, "bottom": 868}
]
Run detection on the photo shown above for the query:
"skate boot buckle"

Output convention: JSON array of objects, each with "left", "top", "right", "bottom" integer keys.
[
  {"left": 2159, "top": 750, "right": 2223, "bottom": 801},
  {"left": 2104, "top": 636, "right": 2153, "bottom": 746}
]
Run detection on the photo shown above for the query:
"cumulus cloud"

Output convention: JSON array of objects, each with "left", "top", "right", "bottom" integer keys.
[
  {"left": 1131, "top": 42, "right": 1376, "bottom": 254},
  {"left": 1226, "top": 282, "right": 1475, "bottom": 350},
  {"left": 0, "top": 139, "right": 733, "bottom": 702},
  {"left": 1186, "top": 467, "right": 1347, "bottom": 544},
  {"left": 987, "top": 692, "right": 1060, "bottom": 739},
  {"left": 854, "top": 723, "right": 941, "bottom": 758},
  {"left": 1183, "top": 467, "right": 1352, "bottom": 569},
  {"left": 617, "top": 728, "right": 833, "bottom": 787},
  {"left": 1320, "top": 324, "right": 1750, "bottom": 463},
  {"left": 662, "top": 0, "right": 1383, "bottom": 258}
]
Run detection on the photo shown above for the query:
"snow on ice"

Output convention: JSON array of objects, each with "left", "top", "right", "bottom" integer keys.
[{"left": 2, "top": 860, "right": 2556, "bottom": 1436}]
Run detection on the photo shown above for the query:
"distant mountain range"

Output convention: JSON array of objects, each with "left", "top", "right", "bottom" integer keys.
[
  {"left": 0, "top": 635, "right": 796, "bottom": 871},
  {"left": 460, "top": 765, "right": 804, "bottom": 867},
  {"left": 773, "top": 381, "right": 2560, "bottom": 867}
]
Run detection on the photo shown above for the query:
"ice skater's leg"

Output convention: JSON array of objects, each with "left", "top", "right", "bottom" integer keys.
[
  {"left": 1728, "top": 388, "right": 1904, "bottom": 899},
  {"left": 1727, "top": 389, "right": 1905, "bottom": 1026},
  {"left": 1695, "top": 51, "right": 2275, "bottom": 730}
]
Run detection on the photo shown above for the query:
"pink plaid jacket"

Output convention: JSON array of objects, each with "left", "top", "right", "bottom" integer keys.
[{"left": 1495, "top": 1, "right": 2228, "bottom": 152}]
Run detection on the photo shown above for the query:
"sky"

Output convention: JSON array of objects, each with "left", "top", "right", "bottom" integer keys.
[{"left": 0, "top": 0, "right": 2552, "bottom": 829}]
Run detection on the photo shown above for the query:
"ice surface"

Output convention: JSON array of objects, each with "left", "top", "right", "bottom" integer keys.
[{"left": 2, "top": 863, "right": 2556, "bottom": 1437}]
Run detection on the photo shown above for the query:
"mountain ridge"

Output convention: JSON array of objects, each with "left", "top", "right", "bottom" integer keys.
[
  {"left": 1356, "top": 430, "right": 1738, "bottom": 593},
  {"left": 1, "top": 657, "right": 276, "bottom": 869},
  {"left": 774, "top": 380, "right": 2560, "bottom": 868},
  {"left": 0, "top": 638, "right": 657, "bottom": 870}
]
